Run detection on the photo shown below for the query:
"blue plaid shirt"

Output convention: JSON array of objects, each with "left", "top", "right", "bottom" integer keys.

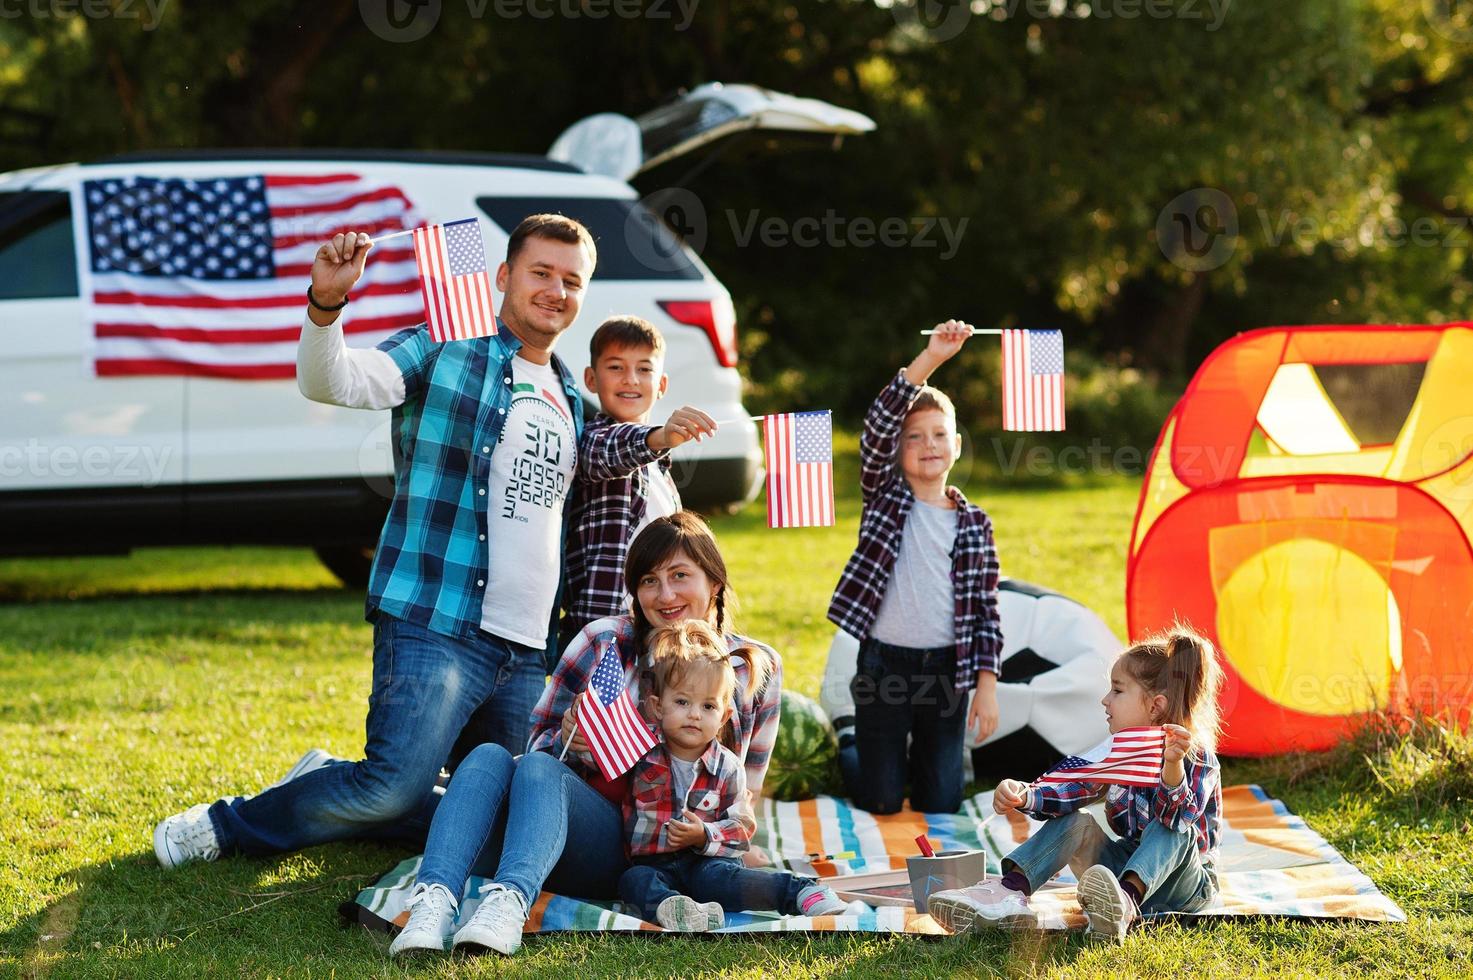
[{"left": 365, "top": 322, "right": 585, "bottom": 653}]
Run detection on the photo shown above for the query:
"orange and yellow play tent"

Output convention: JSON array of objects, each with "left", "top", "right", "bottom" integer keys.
[{"left": 1127, "top": 325, "right": 1473, "bottom": 755}]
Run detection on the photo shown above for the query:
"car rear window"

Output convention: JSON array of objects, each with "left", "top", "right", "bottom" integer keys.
[
  {"left": 477, "top": 196, "right": 702, "bottom": 281},
  {"left": 0, "top": 191, "right": 78, "bottom": 299}
]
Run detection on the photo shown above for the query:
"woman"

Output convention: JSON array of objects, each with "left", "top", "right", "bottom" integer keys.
[{"left": 388, "top": 511, "right": 783, "bottom": 958}]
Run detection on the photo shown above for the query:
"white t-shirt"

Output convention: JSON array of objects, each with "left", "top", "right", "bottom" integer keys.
[
  {"left": 632, "top": 461, "right": 680, "bottom": 541},
  {"left": 870, "top": 498, "right": 958, "bottom": 649},
  {"left": 479, "top": 354, "right": 577, "bottom": 647}
]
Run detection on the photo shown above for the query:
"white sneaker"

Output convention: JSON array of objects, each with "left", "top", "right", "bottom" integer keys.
[
  {"left": 388, "top": 883, "right": 458, "bottom": 958},
  {"left": 655, "top": 894, "right": 724, "bottom": 932},
  {"left": 255, "top": 748, "right": 340, "bottom": 797},
  {"left": 452, "top": 884, "right": 527, "bottom": 955},
  {"left": 927, "top": 880, "right": 1036, "bottom": 933},
  {"left": 795, "top": 883, "right": 848, "bottom": 917},
  {"left": 152, "top": 803, "right": 222, "bottom": 869}
]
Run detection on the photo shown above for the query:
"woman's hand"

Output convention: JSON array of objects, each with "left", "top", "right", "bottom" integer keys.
[
  {"left": 560, "top": 692, "right": 590, "bottom": 755},
  {"left": 665, "top": 814, "right": 707, "bottom": 850},
  {"left": 968, "top": 673, "right": 1000, "bottom": 745},
  {"left": 993, "top": 778, "right": 1028, "bottom": 815}
]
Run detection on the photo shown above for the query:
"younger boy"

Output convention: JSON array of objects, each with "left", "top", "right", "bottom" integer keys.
[
  {"left": 560, "top": 316, "right": 716, "bottom": 645},
  {"left": 617, "top": 620, "right": 846, "bottom": 930},
  {"left": 828, "top": 320, "right": 1004, "bottom": 814}
]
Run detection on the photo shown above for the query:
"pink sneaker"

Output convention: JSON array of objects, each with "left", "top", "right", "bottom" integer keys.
[
  {"left": 1076, "top": 865, "right": 1140, "bottom": 944},
  {"left": 927, "top": 880, "right": 1035, "bottom": 933}
]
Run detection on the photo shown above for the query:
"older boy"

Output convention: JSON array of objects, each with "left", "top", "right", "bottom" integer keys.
[
  {"left": 829, "top": 320, "right": 1004, "bottom": 814},
  {"left": 559, "top": 315, "right": 715, "bottom": 644}
]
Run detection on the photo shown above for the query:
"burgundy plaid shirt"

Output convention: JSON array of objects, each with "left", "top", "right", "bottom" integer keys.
[
  {"left": 624, "top": 737, "right": 754, "bottom": 858},
  {"left": 1023, "top": 750, "right": 1223, "bottom": 866},
  {"left": 562, "top": 414, "right": 679, "bottom": 633},
  {"left": 527, "top": 616, "right": 783, "bottom": 797},
  {"left": 827, "top": 370, "right": 1003, "bottom": 688}
]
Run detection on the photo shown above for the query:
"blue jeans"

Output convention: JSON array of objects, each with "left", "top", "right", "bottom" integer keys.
[
  {"left": 1002, "top": 810, "right": 1217, "bottom": 915},
  {"left": 208, "top": 615, "right": 545, "bottom": 856},
  {"left": 618, "top": 852, "right": 813, "bottom": 923},
  {"left": 846, "top": 638, "right": 967, "bottom": 814},
  {"left": 415, "top": 747, "right": 629, "bottom": 909}
]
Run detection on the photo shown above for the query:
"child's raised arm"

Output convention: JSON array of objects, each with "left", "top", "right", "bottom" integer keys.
[
  {"left": 905, "top": 320, "right": 973, "bottom": 388},
  {"left": 857, "top": 320, "right": 974, "bottom": 499}
]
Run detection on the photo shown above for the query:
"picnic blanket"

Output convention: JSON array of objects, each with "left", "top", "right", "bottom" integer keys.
[{"left": 342, "top": 784, "right": 1404, "bottom": 936}]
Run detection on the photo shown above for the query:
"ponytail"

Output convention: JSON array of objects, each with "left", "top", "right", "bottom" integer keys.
[{"left": 1119, "top": 624, "right": 1224, "bottom": 756}]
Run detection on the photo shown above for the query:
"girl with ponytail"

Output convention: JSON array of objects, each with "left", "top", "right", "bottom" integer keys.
[{"left": 929, "top": 625, "right": 1224, "bottom": 944}]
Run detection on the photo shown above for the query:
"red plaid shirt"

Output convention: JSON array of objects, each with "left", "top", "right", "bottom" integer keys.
[
  {"left": 528, "top": 616, "right": 783, "bottom": 797},
  {"left": 562, "top": 414, "right": 679, "bottom": 633},
  {"left": 1023, "top": 750, "right": 1223, "bottom": 866},
  {"left": 623, "top": 737, "right": 754, "bottom": 858},
  {"left": 827, "top": 370, "right": 1004, "bottom": 688}
]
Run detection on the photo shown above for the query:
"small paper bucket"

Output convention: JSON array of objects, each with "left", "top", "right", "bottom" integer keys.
[{"left": 906, "top": 850, "right": 990, "bottom": 913}]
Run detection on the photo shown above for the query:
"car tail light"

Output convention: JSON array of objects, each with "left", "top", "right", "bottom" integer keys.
[{"left": 658, "top": 297, "right": 738, "bottom": 368}]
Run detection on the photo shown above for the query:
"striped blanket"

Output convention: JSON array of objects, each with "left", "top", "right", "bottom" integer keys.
[{"left": 342, "top": 784, "right": 1403, "bottom": 936}]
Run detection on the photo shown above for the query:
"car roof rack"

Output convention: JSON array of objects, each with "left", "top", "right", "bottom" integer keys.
[{"left": 85, "top": 148, "right": 583, "bottom": 174}]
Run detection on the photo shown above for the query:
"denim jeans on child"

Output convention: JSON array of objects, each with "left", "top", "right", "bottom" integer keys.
[
  {"left": 208, "top": 615, "right": 545, "bottom": 856},
  {"left": 846, "top": 638, "right": 966, "bottom": 814},
  {"left": 416, "top": 745, "right": 630, "bottom": 908},
  {"left": 618, "top": 851, "right": 814, "bottom": 923},
  {"left": 1002, "top": 810, "right": 1217, "bottom": 915}
]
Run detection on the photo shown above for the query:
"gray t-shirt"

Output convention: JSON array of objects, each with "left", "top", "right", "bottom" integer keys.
[
  {"left": 670, "top": 754, "right": 699, "bottom": 812},
  {"left": 869, "top": 498, "right": 958, "bottom": 649}
]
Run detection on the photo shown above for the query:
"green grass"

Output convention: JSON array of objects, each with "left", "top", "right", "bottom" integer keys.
[{"left": 2, "top": 438, "right": 1469, "bottom": 978}]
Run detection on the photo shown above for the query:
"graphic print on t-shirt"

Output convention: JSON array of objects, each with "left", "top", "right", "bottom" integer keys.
[
  {"left": 500, "top": 382, "right": 574, "bottom": 523},
  {"left": 479, "top": 355, "right": 577, "bottom": 648}
]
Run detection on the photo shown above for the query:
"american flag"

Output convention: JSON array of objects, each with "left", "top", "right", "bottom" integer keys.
[
  {"left": 77, "top": 173, "right": 427, "bottom": 378},
  {"left": 1036, "top": 726, "right": 1165, "bottom": 788},
  {"left": 579, "top": 642, "right": 657, "bottom": 781},
  {"left": 763, "top": 410, "right": 835, "bottom": 529},
  {"left": 1002, "top": 329, "right": 1066, "bottom": 431},
  {"left": 412, "top": 217, "right": 497, "bottom": 342}
]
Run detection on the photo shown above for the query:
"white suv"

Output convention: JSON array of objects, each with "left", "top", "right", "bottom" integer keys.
[{"left": 0, "top": 84, "right": 873, "bottom": 584}]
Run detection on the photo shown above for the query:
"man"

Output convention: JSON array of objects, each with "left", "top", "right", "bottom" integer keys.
[{"left": 153, "top": 214, "right": 596, "bottom": 866}]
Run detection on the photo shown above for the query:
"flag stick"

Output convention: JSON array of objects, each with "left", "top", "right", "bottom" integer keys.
[
  {"left": 369, "top": 227, "right": 417, "bottom": 245},
  {"left": 919, "top": 328, "right": 1005, "bottom": 335},
  {"left": 712, "top": 414, "right": 768, "bottom": 425},
  {"left": 558, "top": 721, "right": 578, "bottom": 762}
]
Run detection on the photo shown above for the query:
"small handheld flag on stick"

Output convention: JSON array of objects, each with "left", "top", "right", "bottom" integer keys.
[
  {"left": 1002, "top": 328, "right": 1066, "bottom": 432},
  {"left": 1035, "top": 726, "right": 1166, "bottom": 788},
  {"left": 410, "top": 217, "right": 497, "bottom": 343},
  {"left": 579, "top": 642, "right": 657, "bottom": 781},
  {"left": 763, "top": 410, "right": 835, "bottom": 528}
]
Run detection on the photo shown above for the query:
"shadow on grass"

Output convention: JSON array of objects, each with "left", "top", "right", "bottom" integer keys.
[
  {"left": 2, "top": 841, "right": 417, "bottom": 976},
  {"left": 0, "top": 583, "right": 358, "bottom": 607}
]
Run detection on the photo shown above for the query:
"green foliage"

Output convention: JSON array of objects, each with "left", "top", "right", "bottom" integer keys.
[{"left": 8, "top": 1, "right": 1473, "bottom": 436}]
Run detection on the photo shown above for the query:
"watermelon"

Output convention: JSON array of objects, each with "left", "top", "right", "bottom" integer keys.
[{"left": 763, "top": 690, "right": 841, "bottom": 801}]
